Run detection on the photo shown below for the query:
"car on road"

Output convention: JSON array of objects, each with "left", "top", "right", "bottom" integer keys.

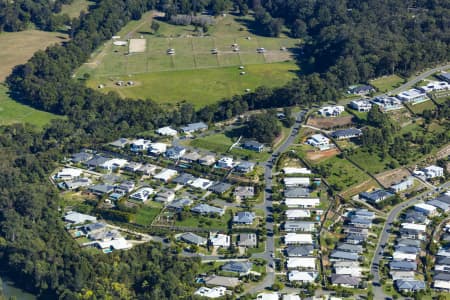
[{"left": 270, "top": 252, "right": 275, "bottom": 258}]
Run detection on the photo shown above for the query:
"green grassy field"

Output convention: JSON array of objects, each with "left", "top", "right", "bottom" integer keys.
[
  {"left": 370, "top": 75, "right": 405, "bottom": 93},
  {"left": 315, "top": 155, "right": 370, "bottom": 191},
  {"left": 133, "top": 202, "right": 163, "bottom": 226},
  {"left": 348, "top": 149, "right": 396, "bottom": 174},
  {"left": 58, "top": 0, "right": 94, "bottom": 18},
  {"left": 78, "top": 12, "right": 300, "bottom": 107},
  {"left": 189, "top": 133, "right": 234, "bottom": 153},
  {"left": 0, "top": 85, "right": 63, "bottom": 128},
  {"left": 408, "top": 99, "right": 437, "bottom": 114}
]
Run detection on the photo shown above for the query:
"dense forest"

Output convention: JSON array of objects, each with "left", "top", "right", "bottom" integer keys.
[{"left": 0, "top": 0, "right": 449, "bottom": 298}]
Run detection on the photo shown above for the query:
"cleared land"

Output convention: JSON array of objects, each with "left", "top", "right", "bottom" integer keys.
[
  {"left": 375, "top": 168, "right": 411, "bottom": 187},
  {"left": 0, "top": 30, "right": 68, "bottom": 82},
  {"left": 0, "top": 85, "right": 63, "bottom": 128},
  {"left": 78, "top": 12, "right": 300, "bottom": 107},
  {"left": 306, "top": 115, "right": 354, "bottom": 129},
  {"left": 58, "top": 0, "right": 94, "bottom": 18},
  {"left": 369, "top": 75, "right": 405, "bottom": 93}
]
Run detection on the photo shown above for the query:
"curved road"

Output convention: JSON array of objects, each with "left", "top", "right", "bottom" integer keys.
[{"left": 370, "top": 182, "right": 450, "bottom": 299}]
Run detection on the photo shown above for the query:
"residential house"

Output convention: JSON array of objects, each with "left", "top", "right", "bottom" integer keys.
[
  {"left": 370, "top": 96, "right": 403, "bottom": 111},
  {"left": 437, "top": 248, "right": 450, "bottom": 257},
  {"left": 393, "top": 251, "right": 417, "bottom": 262},
  {"left": 284, "top": 233, "right": 313, "bottom": 245},
  {"left": 71, "top": 151, "right": 93, "bottom": 163},
  {"left": 137, "top": 164, "right": 158, "bottom": 176},
  {"left": 306, "top": 134, "right": 331, "bottom": 150},
  {"left": 286, "top": 257, "right": 316, "bottom": 269},
  {"left": 85, "top": 155, "right": 110, "bottom": 169},
  {"left": 64, "top": 211, "right": 97, "bottom": 224},
  {"left": 396, "top": 88, "right": 429, "bottom": 104},
  {"left": 148, "top": 143, "right": 167, "bottom": 156},
  {"left": 331, "top": 275, "right": 361, "bottom": 288},
  {"left": 284, "top": 187, "right": 310, "bottom": 198},
  {"left": 172, "top": 173, "right": 196, "bottom": 185},
  {"left": 204, "top": 275, "right": 240, "bottom": 288},
  {"left": 390, "top": 177, "right": 414, "bottom": 193},
  {"left": 256, "top": 293, "right": 280, "bottom": 300},
  {"left": 189, "top": 178, "right": 214, "bottom": 190},
  {"left": 288, "top": 271, "right": 318, "bottom": 283},
  {"left": 217, "top": 157, "right": 234, "bottom": 169},
  {"left": 349, "top": 99, "right": 372, "bottom": 112},
  {"left": 62, "top": 178, "right": 92, "bottom": 190},
  {"left": 233, "top": 211, "right": 256, "bottom": 225},
  {"left": 283, "top": 221, "right": 316, "bottom": 232},
  {"left": 242, "top": 140, "right": 264, "bottom": 152},
  {"left": 428, "top": 198, "right": 450, "bottom": 212},
  {"left": 99, "top": 158, "right": 128, "bottom": 171},
  {"left": 191, "top": 204, "right": 224, "bottom": 216},
  {"left": 199, "top": 154, "right": 216, "bottom": 166},
  {"left": 318, "top": 105, "right": 345, "bottom": 117},
  {"left": 209, "top": 182, "right": 233, "bottom": 195},
  {"left": 181, "top": 122, "right": 208, "bottom": 134},
  {"left": 179, "top": 232, "right": 207, "bottom": 246},
  {"left": 353, "top": 209, "right": 375, "bottom": 220},
  {"left": 285, "top": 209, "right": 311, "bottom": 220},
  {"left": 285, "top": 245, "right": 314, "bottom": 257},
  {"left": 130, "top": 139, "right": 152, "bottom": 152},
  {"left": 93, "top": 237, "right": 132, "bottom": 251},
  {"left": 221, "top": 261, "right": 252, "bottom": 275},
  {"left": 167, "top": 198, "right": 192, "bottom": 212},
  {"left": 349, "top": 217, "right": 372, "bottom": 229},
  {"left": 234, "top": 186, "right": 254, "bottom": 199},
  {"left": 154, "top": 169, "right": 178, "bottom": 182},
  {"left": 422, "top": 165, "right": 444, "bottom": 179},
  {"left": 390, "top": 271, "right": 415, "bottom": 281},
  {"left": 414, "top": 203, "right": 437, "bottom": 217},
  {"left": 333, "top": 261, "right": 362, "bottom": 277},
  {"left": 283, "top": 167, "right": 311, "bottom": 175},
  {"left": 395, "top": 279, "right": 425, "bottom": 292},
  {"left": 284, "top": 177, "right": 311, "bottom": 187},
  {"left": 154, "top": 189, "right": 175, "bottom": 203},
  {"left": 109, "top": 138, "right": 129, "bottom": 148},
  {"left": 237, "top": 233, "right": 257, "bottom": 248},
  {"left": 433, "top": 272, "right": 450, "bottom": 291},
  {"left": 331, "top": 128, "right": 362, "bottom": 140},
  {"left": 438, "top": 72, "right": 450, "bottom": 83},
  {"left": 397, "top": 238, "right": 421, "bottom": 248},
  {"left": 390, "top": 260, "right": 417, "bottom": 271},
  {"left": 359, "top": 189, "right": 395, "bottom": 204},
  {"left": 123, "top": 161, "right": 142, "bottom": 172},
  {"left": 55, "top": 168, "right": 83, "bottom": 180},
  {"left": 282, "top": 294, "right": 301, "bottom": 300},
  {"left": 165, "top": 146, "right": 186, "bottom": 160},
  {"left": 348, "top": 84, "right": 375, "bottom": 95},
  {"left": 156, "top": 126, "right": 177, "bottom": 136},
  {"left": 345, "top": 233, "right": 367, "bottom": 244},
  {"left": 209, "top": 233, "right": 230, "bottom": 247},
  {"left": 129, "top": 187, "right": 155, "bottom": 202},
  {"left": 285, "top": 198, "right": 320, "bottom": 208},
  {"left": 181, "top": 151, "right": 202, "bottom": 163},
  {"left": 336, "top": 243, "right": 363, "bottom": 253},
  {"left": 89, "top": 184, "right": 115, "bottom": 196},
  {"left": 194, "top": 286, "right": 227, "bottom": 299},
  {"left": 402, "top": 209, "right": 429, "bottom": 224},
  {"left": 419, "top": 81, "right": 450, "bottom": 93},
  {"left": 235, "top": 161, "right": 255, "bottom": 173},
  {"left": 330, "top": 250, "right": 359, "bottom": 261},
  {"left": 435, "top": 256, "right": 450, "bottom": 272}
]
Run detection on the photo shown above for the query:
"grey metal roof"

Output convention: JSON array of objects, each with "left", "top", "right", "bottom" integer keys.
[
  {"left": 350, "top": 217, "right": 372, "bottom": 225},
  {"left": 236, "top": 161, "right": 255, "bottom": 171},
  {"left": 172, "top": 173, "right": 196, "bottom": 185},
  {"left": 390, "top": 260, "right": 417, "bottom": 270},
  {"left": 395, "top": 245, "right": 420, "bottom": 254},
  {"left": 85, "top": 155, "right": 110, "bottom": 167},
  {"left": 353, "top": 209, "right": 375, "bottom": 218},
  {"left": 395, "top": 279, "right": 425, "bottom": 291},
  {"left": 71, "top": 151, "right": 93, "bottom": 163},
  {"left": 285, "top": 187, "right": 311, "bottom": 198},
  {"left": 331, "top": 128, "right": 362, "bottom": 138},
  {"left": 89, "top": 184, "right": 114, "bottom": 194},
  {"left": 330, "top": 251, "right": 359, "bottom": 261},
  {"left": 221, "top": 261, "right": 252, "bottom": 273},
  {"left": 209, "top": 182, "right": 233, "bottom": 194},
  {"left": 238, "top": 233, "right": 257, "bottom": 246},
  {"left": 360, "top": 189, "right": 394, "bottom": 203},
  {"left": 233, "top": 211, "right": 255, "bottom": 224},
  {"left": 427, "top": 199, "right": 450, "bottom": 211},
  {"left": 284, "top": 221, "right": 316, "bottom": 231},
  {"left": 336, "top": 243, "right": 363, "bottom": 253},
  {"left": 331, "top": 274, "right": 361, "bottom": 286},
  {"left": 434, "top": 272, "right": 450, "bottom": 281},
  {"left": 167, "top": 198, "right": 192, "bottom": 210},
  {"left": 436, "top": 256, "right": 450, "bottom": 265},
  {"left": 285, "top": 245, "right": 314, "bottom": 257},
  {"left": 397, "top": 238, "right": 421, "bottom": 247},
  {"left": 181, "top": 122, "right": 208, "bottom": 132},
  {"left": 180, "top": 232, "right": 207, "bottom": 245},
  {"left": 191, "top": 204, "right": 223, "bottom": 215}
]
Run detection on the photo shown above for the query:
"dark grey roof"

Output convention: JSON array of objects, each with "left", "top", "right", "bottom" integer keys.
[
  {"left": 402, "top": 209, "right": 428, "bottom": 223},
  {"left": 284, "top": 221, "right": 316, "bottom": 231},
  {"left": 238, "top": 233, "right": 257, "bottom": 246},
  {"left": 427, "top": 199, "right": 450, "bottom": 211},
  {"left": 181, "top": 122, "right": 208, "bottom": 132},
  {"left": 71, "top": 151, "right": 93, "bottom": 163},
  {"left": 180, "top": 232, "right": 207, "bottom": 245},
  {"left": 233, "top": 211, "right": 255, "bottom": 224},
  {"left": 390, "top": 260, "right": 417, "bottom": 270},
  {"left": 84, "top": 222, "right": 106, "bottom": 232},
  {"left": 242, "top": 140, "right": 264, "bottom": 150},
  {"left": 236, "top": 161, "right": 255, "bottom": 171},
  {"left": 353, "top": 209, "right": 375, "bottom": 218},
  {"left": 434, "top": 272, "right": 450, "bottom": 281},
  {"left": 209, "top": 182, "right": 233, "bottom": 194},
  {"left": 285, "top": 245, "right": 314, "bottom": 257},
  {"left": 397, "top": 238, "right": 421, "bottom": 247},
  {"left": 330, "top": 251, "right": 359, "bottom": 261},
  {"left": 109, "top": 138, "right": 129, "bottom": 148},
  {"left": 85, "top": 155, "right": 109, "bottom": 167},
  {"left": 331, "top": 128, "right": 362, "bottom": 139},
  {"left": 167, "top": 198, "right": 192, "bottom": 210},
  {"left": 336, "top": 243, "right": 364, "bottom": 253},
  {"left": 360, "top": 189, "right": 394, "bottom": 203},
  {"left": 395, "top": 279, "right": 425, "bottom": 291},
  {"left": 331, "top": 274, "right": 361, "bottom": 286},
  {"left": 435, "top": 194, "right": 450, "bottom": 205},
  {"left": 438, "top": 72, "right": 450, "bottom": 82},
  {"left": 349, "top": 85, "right": 374, "bottom": 94},
  {"left": 172, "top": 173, "right": 196, "bottom": 185},
  {"left": 89, "top": 184, "right": 114, "bottom": 194},
  {"left": 221, "top": 261, "right": 252, "bottom": 273},
  {"left": 346, "top": 233, "right": 367, "bottom": 242},
  {"left": 436, "top": 256, "right": 450, "bottom": 265},
  {"left": 284, "top": 187, "right": 311, "bottom": 198},
  {"left": 350, "top": 217, "right": 372, "bottom": 225},
  {"left": 395, "top": 245, "right": 420, "bottom": 254},
  {"left": 191, "top": 204, "right": 224, "bottom": 215}
]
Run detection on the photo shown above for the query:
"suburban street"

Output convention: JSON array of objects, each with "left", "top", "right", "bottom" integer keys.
[{"left": 370, "top": 181, "right": 450, "bottom": 299}]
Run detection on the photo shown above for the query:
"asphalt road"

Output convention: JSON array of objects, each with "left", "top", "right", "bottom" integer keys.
[{"left": 370, "top": 182, "right": 450, "bottom": 299}]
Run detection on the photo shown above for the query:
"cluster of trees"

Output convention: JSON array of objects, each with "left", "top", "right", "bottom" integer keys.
[
  {"left": 245, "top": 110, "right": 281, "bottom": 143},
  {"left": 0, "top": 0, "right": 74, "bottom": 32},
  {"left": 254, "top": 7, "right": 283, "bottom": 37}
]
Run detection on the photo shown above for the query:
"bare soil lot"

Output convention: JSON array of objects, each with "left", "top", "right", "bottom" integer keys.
[
  {"left": 306, "top": 116, "right": 354, "bottom": 129},
  {"left": 306, "top": 148, "right": 340, "bottom": 161},
  {"left": 375, "top": 168, "right": 411, "bottom": 187}
]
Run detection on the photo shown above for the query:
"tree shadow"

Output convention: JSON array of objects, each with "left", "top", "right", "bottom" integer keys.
[{"left": 225, "top": 126, "right": 248, "bottom": 139}]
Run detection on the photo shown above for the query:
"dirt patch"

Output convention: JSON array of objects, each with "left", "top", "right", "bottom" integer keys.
[
  {"left": 263, "top": 51, "right": 292, "bottom": 63},
  {"left": 375, "top": 168, "right": 411, "bottom": 187},
  {"left": 306, "top": 148, "right": 340, "bottom": 161},
  {"left": 340, "top": 179, "right": 379, "bottom": 198},
  {"left": 306, "top": 115, "right": 354, "bottom": 129},
  {"left": 129, "top": 39, "right": 146, "bottom": 53}
]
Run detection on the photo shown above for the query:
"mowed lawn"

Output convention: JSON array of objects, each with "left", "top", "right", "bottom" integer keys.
[
  {"left": 79, "top": 12, "right": 300, "bottom": 107},
  {"left": 0, "top": 85, "right": 63, "bottom": 128},
  {"left": 188, "top": 133, "right": 235, "bottom": 153},
  {"left": 87, "top": 62, "right": 298, "bottom": 107},
  {"left": 369, "top": 75, "right": 405, "bottom": 93},
  {"left": 0, "top": 30, "right": 68, "bottom": 81},
  {"left": 133, "top": 202, "right": 163, "bottom": 226},
  {"left": 58, "top": 0, "right": 94, "bottom": 18}
]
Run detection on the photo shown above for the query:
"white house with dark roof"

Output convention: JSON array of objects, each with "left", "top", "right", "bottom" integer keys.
[{"left": 331, "top": 128, "right": 362, "bottom": 140}]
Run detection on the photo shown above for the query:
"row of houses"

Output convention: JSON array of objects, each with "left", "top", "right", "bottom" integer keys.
[{"left": 327, "top": 209, "right": 376, "bottom": 289}]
